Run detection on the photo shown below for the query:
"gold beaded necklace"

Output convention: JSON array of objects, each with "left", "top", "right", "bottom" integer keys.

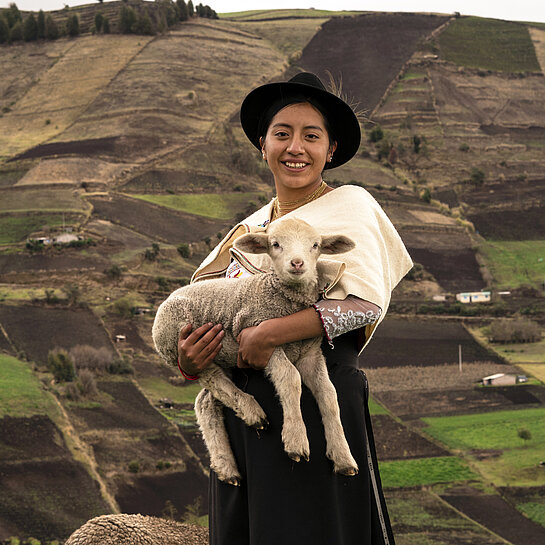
[{"left": 271, "top": 180, "right": 328, "bottom": 221}]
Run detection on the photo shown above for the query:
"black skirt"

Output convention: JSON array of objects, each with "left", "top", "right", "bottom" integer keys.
[{"left": 209, "top": 332, "right": 396, "bottom": 545}]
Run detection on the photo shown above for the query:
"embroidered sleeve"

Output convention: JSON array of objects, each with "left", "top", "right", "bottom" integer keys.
[
  {"left": 313, "top": 296, "right": 382, "bottom": 347},
  {"left": 225, "top": 258, "right": 253, "bottom": 279}
]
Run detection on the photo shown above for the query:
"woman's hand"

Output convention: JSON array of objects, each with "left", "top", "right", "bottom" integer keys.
[
  {"left": 178, "top": 323, "right": 224, "bottom": 376},
  {"left": 236, "top": 323, "right": 276, "bottom": 370}
]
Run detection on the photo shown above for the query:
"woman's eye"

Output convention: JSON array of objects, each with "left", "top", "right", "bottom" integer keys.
[{"left": 275, "top": 131, "right": 288, "bottom": 138}]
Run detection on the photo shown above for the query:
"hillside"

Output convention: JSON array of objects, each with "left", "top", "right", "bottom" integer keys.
[{"left": 0, "top": 6, "right": 544, "bottom": 544}]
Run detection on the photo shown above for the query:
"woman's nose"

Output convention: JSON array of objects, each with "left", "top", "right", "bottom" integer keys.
[{"left": 287, "top": 135, "right": 304, "bottom": 154}]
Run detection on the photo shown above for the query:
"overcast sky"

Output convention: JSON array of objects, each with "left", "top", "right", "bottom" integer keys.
[{"left": 2, "top": 0, "right": 544, "bottom": 24}]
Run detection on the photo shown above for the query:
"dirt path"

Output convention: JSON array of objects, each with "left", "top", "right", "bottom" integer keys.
[{"left": 529, "top": 27, "right": 545, "bottom": 74}]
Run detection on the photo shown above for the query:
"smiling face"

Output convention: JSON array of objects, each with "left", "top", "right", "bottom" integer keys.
[{"left": 261, "top": 102, "right": 337, "bottom": 201}]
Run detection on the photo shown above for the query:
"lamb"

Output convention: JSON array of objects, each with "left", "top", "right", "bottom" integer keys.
[
  {"left": 152, "top": 217, "right": 359, "bottom": 485},
  {"left": 64, "top": 514, "right": 208, "bottom": 544}
]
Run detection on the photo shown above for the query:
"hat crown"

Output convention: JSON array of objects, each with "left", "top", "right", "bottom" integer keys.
[{"left": 288, "top": 72, "right": 327, "bottom": 92}]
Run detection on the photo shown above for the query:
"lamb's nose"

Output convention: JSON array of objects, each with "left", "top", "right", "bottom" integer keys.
[{"left": 291, "top": 259, "right": 304, "bottom": 270}]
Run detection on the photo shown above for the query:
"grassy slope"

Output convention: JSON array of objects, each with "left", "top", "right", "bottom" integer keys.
[
  {"left": 220, "top": 9, "right": 361, "bottom": 20},
  {"left": 478, "top": 240, "right": 545, "bottom": 290},
  {"left": 130, "top": 192, "right": 265, "bottom": 220},
  {"left": 0, "top": 213, "right": 82, "bottom": 244},
  {"left": 423, "top": 408, "right": 545, "bottom": 486},
  {"left": 0, "top": 353, "right": 58, "bottom": 417},
  {"left": 439, "top": 16, "right": 541, "bottom": 72}
]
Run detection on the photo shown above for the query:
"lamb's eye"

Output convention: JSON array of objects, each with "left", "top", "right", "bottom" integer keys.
[
  {"left": 312, "top": 242, "right": 319, "bottom": 249},
  {"left": 272, "top": 241, "right": 280, "bottom": 248}
]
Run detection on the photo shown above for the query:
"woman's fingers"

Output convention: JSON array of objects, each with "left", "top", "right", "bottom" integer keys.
[{"left": 178, "top": 323, "right": 224, "bottom": 374}]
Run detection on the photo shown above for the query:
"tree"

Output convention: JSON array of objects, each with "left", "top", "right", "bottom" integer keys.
[
  {"left": 66, "top": 14, "right": 79, "bottom": 36},
  {"left": 0, "top": 15, "right": 9, "bottom": 43},
  {"left": 94, "top": 12, "right": 103, "bottom": 32},
  {"left": 44, "top": 14, "right": 59, "bottom": 39},
  {"left": 5, "top": 2, "right": 22, "bottom": 28},
  {"left": 102, "top": 16, "right": 110, "bottom": 33},
  {"left": 412, "top": 135, "right": 421, "bottom": 154},
  {"left": 48, "top": 349, "right": 76, "bottom": 383},
  {"left": 177, "top": 243, "right": 190, "bottom": 258},
  {"left": 132, "top": 11, "right": 155, "bottom": 35},
  {"left": 61, "top": 283, "right": 81, "bottom": 305},
  {"left": 187, "top": 0, "right": 194, "bottom": 17},
  {"left": 37, "top": 9, "right": 45, "bottom": 38},
  {"left": 23, "top": 13, "right": 38, "bottom": 41},
  {"left": 119, "top": 5, "right": 136, "bottom": 33},
  {"left": 368, "top": 125, "right": 383, "bottom": 143},
  {"left": 9, "top": 19, "right": 22, "bottom": 41},
  {"left": 177, "top": 0, "right": 188, "bottom": 21}
]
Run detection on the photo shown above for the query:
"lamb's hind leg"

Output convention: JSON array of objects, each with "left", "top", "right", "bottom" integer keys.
[
  {"left": 195, "top": 389, "right": 241, "bottom": 486},
  {"left": 265, "top": 348, "right": 310, "bottom": 463},
  {"left": 199, "top": 363, "right": 268, "bottom": 429},
  {"left": 296, "top": 344, "right": 358, "bottom": 476}
]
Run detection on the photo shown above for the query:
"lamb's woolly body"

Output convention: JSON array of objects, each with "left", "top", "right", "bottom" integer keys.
[
  {"left": 152, "top": 271, "right": 318, "bottom": 370},
  {"left": 64, "top": 514, "right": 208, "bottom": 545}
]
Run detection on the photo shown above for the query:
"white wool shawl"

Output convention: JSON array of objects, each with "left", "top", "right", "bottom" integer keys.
[{"left": 191, "top": 185, "right": 413, "bottom": 352}]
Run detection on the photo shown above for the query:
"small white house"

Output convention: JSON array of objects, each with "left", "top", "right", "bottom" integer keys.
[
  {"left": 115, "top": 334, "right": 126, "bottom": 343},
  {"left": 482, "top": 373, "right": 527, "bottom": 386},
  {"left": 456, "top": 291, "right": 491, "bottom": 304}
]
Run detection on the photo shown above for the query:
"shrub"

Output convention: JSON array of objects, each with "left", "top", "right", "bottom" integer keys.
[
  {"left": 70, "top": 344, "right": 112, "bottom": 372},
  {"left": 108, "top": 357, "right": 133, "bottom": 375},
  {"left": 144, "top": 243, "right": 160, "bottom": 261},
  {"left": 112, "top": 296, "right": 136, "bottom": 318},
  {"left": 412, "top": 135, "right": 421, "bottom": 154},
  {"left": 469, "top": 167, "right": 485, "bottom": 185},
  {"left": 128, "top": 460, "right": 140, "bottom": 473},
  {"left": 177, "top": 243, "right": 190, "bottom": 258},
  {"left": 420, "top": 188, "right": 432, "bottom": 203},
  {"left": 119, "top": 5, "right": 136, "bottom": 33},
  {"left": 94, "top": 12, "right": 103, "bottom": 32},
  {"left": 104, "top": 264, "right": 122, "bottom": 280},
  {"left": 368, "top": 125, "right": 383, "bottom": 143},
  {"left": 0, "top": 15, "right": 9, "bottom": 43},
  {"left": 23, "top": 13, "right": 38, "bottom": 41},
  {"left": 61, "top": 283, "right": 81, "bottom": 305},
  {"left": 489, "top": 318, "right": 541, "bottom": 343},
  {"left": 9, "top": 20, "right": 22, "bottom": 40},
  {"left": 64, "top": 381, "right": 81, "bottom": 401},
  {"left": 156, "top": 276, "right": 170, "bottom": 292},
  {"left": 518, "top": 428, "right": 532, "bottom": 441},
  {"left": 44, "top": 14, "right": 59, "bottom": 39},
  {"left": 405, "top": 263, "right": 425, "bottom": 281},
  {"left": 66, "top": 14, "right": 79, "bottom": 36},
  {"left": 37, "top": 9, "right": 45, "bottom": 38},
  {"left": 78, "top": 369, "right": 98, "bottom": 396},
  {"left": 459, "top": 143, "right": 470, "bottom": 152},
  {"left": 26, "top": 239, "right": 44, "bottom": 252},
  {"left": 48, "top": 349, "right": 75, "bottom": 383}
]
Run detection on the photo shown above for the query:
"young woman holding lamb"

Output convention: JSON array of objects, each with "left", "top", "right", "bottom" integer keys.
[{"left": 177, "top": 73, "right": 412, "bottom": 545}]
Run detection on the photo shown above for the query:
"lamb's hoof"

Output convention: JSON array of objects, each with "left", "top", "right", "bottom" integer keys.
[
  {"left": 337, "top": 466, "right": 359, "bottom": 476},
  {"left": 251, "top": 418, "right": 269, "bottom": 430},
  {"left": 225, "top": 477, "right": 241, "bottom": 487},
  {"left": 288, "top": 452, "right": 310, "bottom": 463}
]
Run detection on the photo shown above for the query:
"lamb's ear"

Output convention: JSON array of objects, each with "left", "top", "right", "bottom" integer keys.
[
  {"left": 234, "top": 233, "right": 269, "bottom": 254},
  {"left": 321, "top": 235, "right": 355, "bottom": 255}
]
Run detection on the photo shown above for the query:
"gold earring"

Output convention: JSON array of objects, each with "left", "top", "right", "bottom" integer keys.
[{"left": 262, "top": 151, "right": 266, "bottom": 160}]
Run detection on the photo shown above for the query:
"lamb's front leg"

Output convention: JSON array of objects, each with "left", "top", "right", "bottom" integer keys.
[
  {"left": 195, "top": 389, "right": 241, "bottom": 486},
  {"left": 199, "top": 363, "right": 268, "bottom": 430},
  {"left": 296, "top": 344, "right": 358, "bottom": 476},
  {"left": 265, "top": 348, "right": 310, "bottom": 463}
]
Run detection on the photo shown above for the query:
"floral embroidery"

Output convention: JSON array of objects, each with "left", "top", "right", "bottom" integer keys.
[{"left": 313, "top": 303, "right": 381, "bottom": 342}]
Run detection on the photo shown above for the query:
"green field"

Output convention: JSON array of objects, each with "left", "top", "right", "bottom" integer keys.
[
  {"left": 423, "top": 408, "right": 545, "bottom": 450},
  {"left": 478, "top": 239, "right": 545, "bottom": 289},
  {"left": 423, "top": 408, "right": 545, "bottom": 486},
  {"left": 0, "top": 188, "right": 85, "bottom": 214},
  {"left": 130, "top": 192, "right": 265, "bottom": 220},
  {"left": 517, "top": 501, "right": 545, "bottom": 527},
  {"left": 138, "top": 376, "right": 203, "bottom": 405},
  {"left": 379, "top": 456, "right": 477, "bottom": 488},
  {"left": 0, "top": 213, "right": 83, "bottom": 244},
  {"left": 368, "top": 395, "right": 389, "bottom": 415},
  {"left": 439, "top": 17, "right": 541, "bottom": 72},
  {"left": 0, "top": 354, "right": 57, "bottom": 417}
]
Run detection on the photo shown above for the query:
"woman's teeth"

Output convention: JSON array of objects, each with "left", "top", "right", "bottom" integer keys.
[{"left": 284, "top": 162, "right": 307, "bottom": 169}]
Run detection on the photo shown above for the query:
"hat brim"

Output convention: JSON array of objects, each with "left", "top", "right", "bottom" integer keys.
[{"left": 240, "top": 80, "right": 361, "bottom": 169}]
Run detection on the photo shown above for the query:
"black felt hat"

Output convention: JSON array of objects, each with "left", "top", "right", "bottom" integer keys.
[{"left": 240, "top": 72, "right": 361, "bottom": 169}]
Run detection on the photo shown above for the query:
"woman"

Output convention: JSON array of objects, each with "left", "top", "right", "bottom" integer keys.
[{"left": 177, "top": 73, "right": 412, "bottom": 545}]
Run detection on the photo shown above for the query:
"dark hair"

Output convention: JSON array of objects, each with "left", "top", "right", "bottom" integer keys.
[{"left": 258, "top": 94, "right": 336, "bottom": 147}]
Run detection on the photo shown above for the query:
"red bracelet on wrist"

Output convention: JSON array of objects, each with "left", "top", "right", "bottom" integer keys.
[{"left": 177, "top": 357, "right": 199, "bottom": 381}]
